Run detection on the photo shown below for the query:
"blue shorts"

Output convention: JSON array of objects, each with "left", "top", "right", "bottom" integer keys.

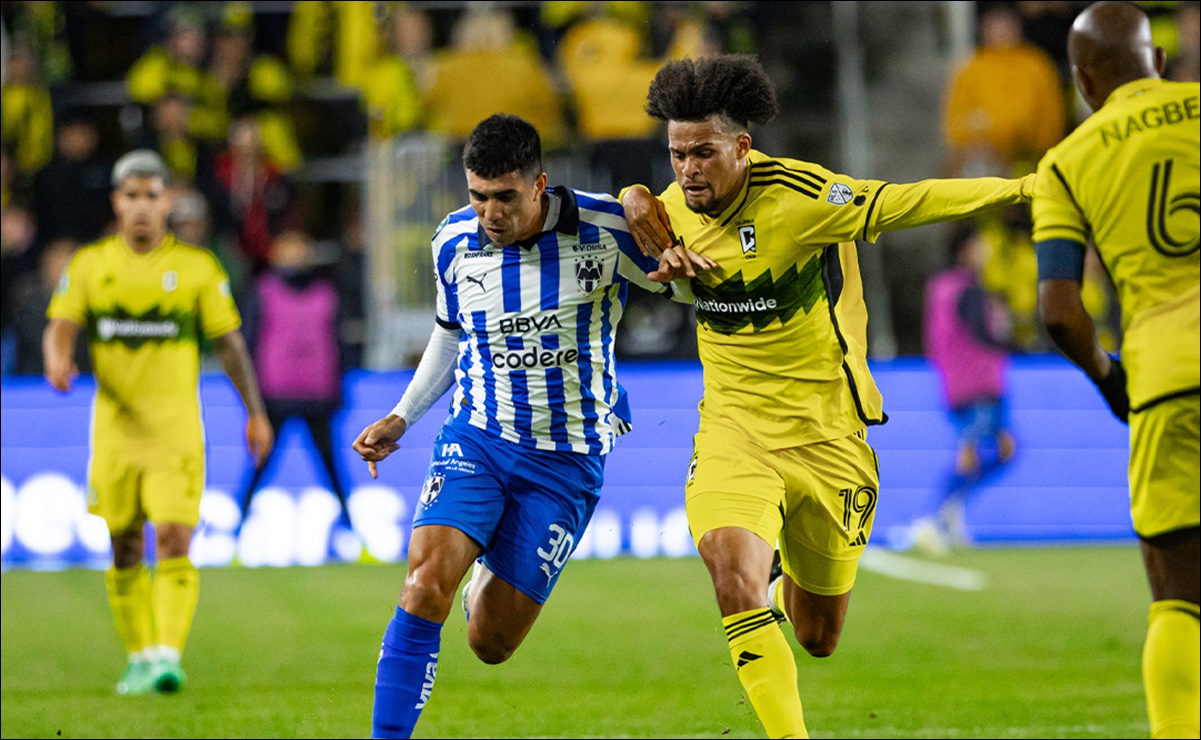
[
  {"left": 412, "top": 415, "right": 604, "bottom": 604},
  {"left": 949, "top": 396, "right": 1009, "bottom": 446}
]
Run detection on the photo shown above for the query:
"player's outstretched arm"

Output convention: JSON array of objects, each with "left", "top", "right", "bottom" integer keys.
[
  {"left": 1038, "top": 278, "right": 1128, "bottom": 422},
  {"left": 872, "top": 173, "right": 1035, "bottom": 237},
  {"left": 352, "top": 415, "right": 406, "bottom": 480},
  {"left": 42, "top": 318, "right": 82, "bottom": 393},
  {"left": 212, "top": 329, "right": 275, "bottom": 466}
]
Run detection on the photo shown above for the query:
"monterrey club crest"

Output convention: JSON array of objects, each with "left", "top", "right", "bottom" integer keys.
[
  {"left": 575, "top": 258, "right": 603, "bottom": 293},
  {"left": 420, "top": 474, "right": 445, "bottom": 506}
]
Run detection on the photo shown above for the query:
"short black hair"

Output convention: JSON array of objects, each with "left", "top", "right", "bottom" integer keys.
[
  {"left": 462, "top": 114, "right": 542, "bottom": 180},
  {"left": 645, "top": 54, "right": 780, "bottom": 130}
]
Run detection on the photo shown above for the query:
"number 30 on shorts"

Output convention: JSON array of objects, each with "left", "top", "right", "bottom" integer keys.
[{"left": 839, "top": 486, "right": 877, "bottom": 533}]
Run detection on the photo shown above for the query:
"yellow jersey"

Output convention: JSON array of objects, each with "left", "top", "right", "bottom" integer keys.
[
  {"left": 47, "top": 233, "right": 242, "bottom": 459},
  {"left": 1032, "top": 78, "right": 1200, "bottom": 411},
  {"left": 659, "top": 149, "right": 1031, "bottom": 449}
]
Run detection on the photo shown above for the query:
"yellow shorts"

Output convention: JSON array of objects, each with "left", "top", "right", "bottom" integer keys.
[
  {"left": 88, "top": 452, "right": 205, "bottom": 533},
  {"left": 1129, "top": 394, "right": 1200, "bottom": 539},
  {"left": 686, "top": 419, "right": 880, "bottom": 596}
]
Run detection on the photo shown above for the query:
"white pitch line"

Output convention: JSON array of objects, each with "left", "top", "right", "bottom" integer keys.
[{"left": 858, "top": 546, "right": 987, "bottom": 591}]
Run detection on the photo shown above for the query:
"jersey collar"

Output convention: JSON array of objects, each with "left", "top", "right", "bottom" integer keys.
[
  {"left": 117, "top": 231, "right": 175, "bottom": 257},
  {"left": 476, "top": 186, "right": 580, "bottom": 249},
  {"left": 1104, "top": 77, "right": 1163, "bottom": 107}
]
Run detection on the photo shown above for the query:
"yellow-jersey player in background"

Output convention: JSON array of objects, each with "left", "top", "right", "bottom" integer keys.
[
  {"left": 1033, "top": 3, "right": 1199, "bottom": 737},
  {"left": 621, "top": 55, "right": 1032, "bottom": 738},
  {"left": 43, "top": 150, "right": 273, "bottom": 696}
]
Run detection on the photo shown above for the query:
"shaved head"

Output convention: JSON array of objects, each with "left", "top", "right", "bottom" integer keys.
[{"left": 1068, "top": 1, "right": 1164, "bottom": 111}]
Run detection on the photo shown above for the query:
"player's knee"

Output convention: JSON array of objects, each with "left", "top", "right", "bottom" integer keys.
[
  {"left": 110, "top": 531, "right": 143, "bottom": 569},
  {"left": 400, "top": 569, "right": 459, "bottom": 616},
  {"left": 710, "top": 569, "right": 767, "bottom": 614},
  {"left": 154, "top": 523, "right": 194, "bottom": 559}
]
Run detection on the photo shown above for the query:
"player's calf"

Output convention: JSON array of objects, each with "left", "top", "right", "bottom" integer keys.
[
  {"left": 783, "top": 584, "right": 851, "bottom": 658},
  {"left": 465, "top": 569, "right": 544, "bottom": 665}
]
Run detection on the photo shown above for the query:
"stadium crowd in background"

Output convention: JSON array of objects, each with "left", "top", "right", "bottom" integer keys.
[
  {"left": 0, "top": 0, "right": 766, "bottom": 374},
  {"left": 7, "top": 1, "right": 1194, "bottom": 377}
]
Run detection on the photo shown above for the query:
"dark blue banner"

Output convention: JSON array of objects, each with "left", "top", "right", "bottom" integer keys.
[{"left": 0, "top": 356, "right": 1131, "bottom": 569}]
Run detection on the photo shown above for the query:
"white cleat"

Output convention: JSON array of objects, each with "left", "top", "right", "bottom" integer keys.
[{"left": 461, "top": 559, "right": 489, "bottom": 622}]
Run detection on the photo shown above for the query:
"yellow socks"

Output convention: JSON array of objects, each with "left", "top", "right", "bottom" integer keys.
[
  {"left": 723, "top": 608, "right": 808, "bottom": 739},
  {"left": 105, "top": 565, "right": 153, "bottom": 656},
  {"left": 1143, "top": 600, "right": 1200, "bottom": 739},
  {"left": 152, "top": 556, "right": 199, "bottom": 654}
]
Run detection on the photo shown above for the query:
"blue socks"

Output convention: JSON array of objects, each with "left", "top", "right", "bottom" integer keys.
[{"left": 372, "top": 607, "right": 444, "bottom": 739}]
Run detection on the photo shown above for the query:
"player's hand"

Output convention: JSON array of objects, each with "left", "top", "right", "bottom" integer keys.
[
  {"left": 649, "top": 245, "right": 718, "bottom": 283},
  {"left": 44, "top": 358, "right": 78, "bottom": 393},
  {"left": 246, "top": 414, "right": 274, "bottom": 468},
  {"left": 622, "top": 185, "right": 675, "bottom": 258},
  {"left": 1094, "top": 354, "right": 1129, "bottom": 424},
  {"left": 353, "top": 414, "right": 406, "bottom": 479}
]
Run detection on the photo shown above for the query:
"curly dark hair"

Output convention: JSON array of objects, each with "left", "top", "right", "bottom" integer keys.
[
  {"left": 463, "top": 114, "right": 542, "bottom": 179},
  {"left": 645, "top": 54, "right": 779, "bottom": 129}
]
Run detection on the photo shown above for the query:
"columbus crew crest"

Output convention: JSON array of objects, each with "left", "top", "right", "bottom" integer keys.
[
  {"left": 420, "top": 475, "right": 445, "bottom": 506},
  {"left": 575, "top": 258, "right": 603, "bottom": 293}
]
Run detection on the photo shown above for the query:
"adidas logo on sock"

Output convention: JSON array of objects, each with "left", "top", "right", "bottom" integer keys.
[{"left": 736, "top": 650, "right": 763, "bottom": 668}]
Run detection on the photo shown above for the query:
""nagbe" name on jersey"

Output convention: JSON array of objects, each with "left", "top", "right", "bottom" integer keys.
[{"left": 1100, "top": 95, "right": 1200, "bottom": 147}]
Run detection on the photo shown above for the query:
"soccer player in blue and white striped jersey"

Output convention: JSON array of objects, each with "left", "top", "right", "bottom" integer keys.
[{"left": 353, "top": 114, "right": 708, "bottom": 738}]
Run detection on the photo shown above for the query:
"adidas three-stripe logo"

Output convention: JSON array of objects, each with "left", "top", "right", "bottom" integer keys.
[{"left": 736, "top": 650, "right": 763, "bottom": 669}]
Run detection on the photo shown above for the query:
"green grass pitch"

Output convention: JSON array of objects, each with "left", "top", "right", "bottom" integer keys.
[{"left": 2, "top": 546, "right": 1150, "bottom": 738}]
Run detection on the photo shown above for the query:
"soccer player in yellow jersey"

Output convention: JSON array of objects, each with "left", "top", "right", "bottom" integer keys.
[
  {"left": 43, "top": 150, "right": 274, "bottom": 696},
  {"left": 621, "top": 55, "right": 1033, "bottom": 738},
  {"left": 1032, "top": 4, "right": 1199, "bottom": 737}
]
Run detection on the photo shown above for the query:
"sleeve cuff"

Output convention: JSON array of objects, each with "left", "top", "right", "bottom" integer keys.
[{"left": 1036, "top": 239, "right": 1087, "bottom": 282}]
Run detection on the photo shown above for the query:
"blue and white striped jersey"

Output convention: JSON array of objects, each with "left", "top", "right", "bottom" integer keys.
[{"left": 432, "top": 186, "right": 683, "bottom": 455}]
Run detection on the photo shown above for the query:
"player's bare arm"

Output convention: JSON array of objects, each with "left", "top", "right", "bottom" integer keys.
[
  {"left": 1038, "top": 279, "right": 1112, "bottom": 382},
  {"left": 212, "top": 329, "right": 274, "bottom": 467},
  {"left": 42, "top": 317, "right": 82, "bottom": 393},
  {"left": 352, "top": 414, "right": 406, "bottom": 480},
  {"left": 1038, "top": 278, "right": 1127, "bottom": 421},
  {"left": 621, "top": 184, "right": 677, "bottom": 258}
]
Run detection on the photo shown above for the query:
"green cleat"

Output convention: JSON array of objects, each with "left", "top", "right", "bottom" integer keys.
[
  {"left": 152, "top": 657, "right": 187, "bottom": 694},
  {"left": 115, "top": 659, "right": 156, "bottom": 696}
]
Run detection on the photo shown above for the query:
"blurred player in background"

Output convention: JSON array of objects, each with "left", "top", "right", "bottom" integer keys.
[
  {"left": 43, "top": 150, "right": 273, "bottom": 696},
  {"left": 352, "top": 114, "right": 704, "bottom": 738},
  {"left": 912, "top": 223, "right": 1017, "bottom": 555},
  {"left": 622, "top": 54, "right": 1033, "bottom": 738},
  {"left": 1032, "top": 3, "right": 1199, "bottom": 736}
]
